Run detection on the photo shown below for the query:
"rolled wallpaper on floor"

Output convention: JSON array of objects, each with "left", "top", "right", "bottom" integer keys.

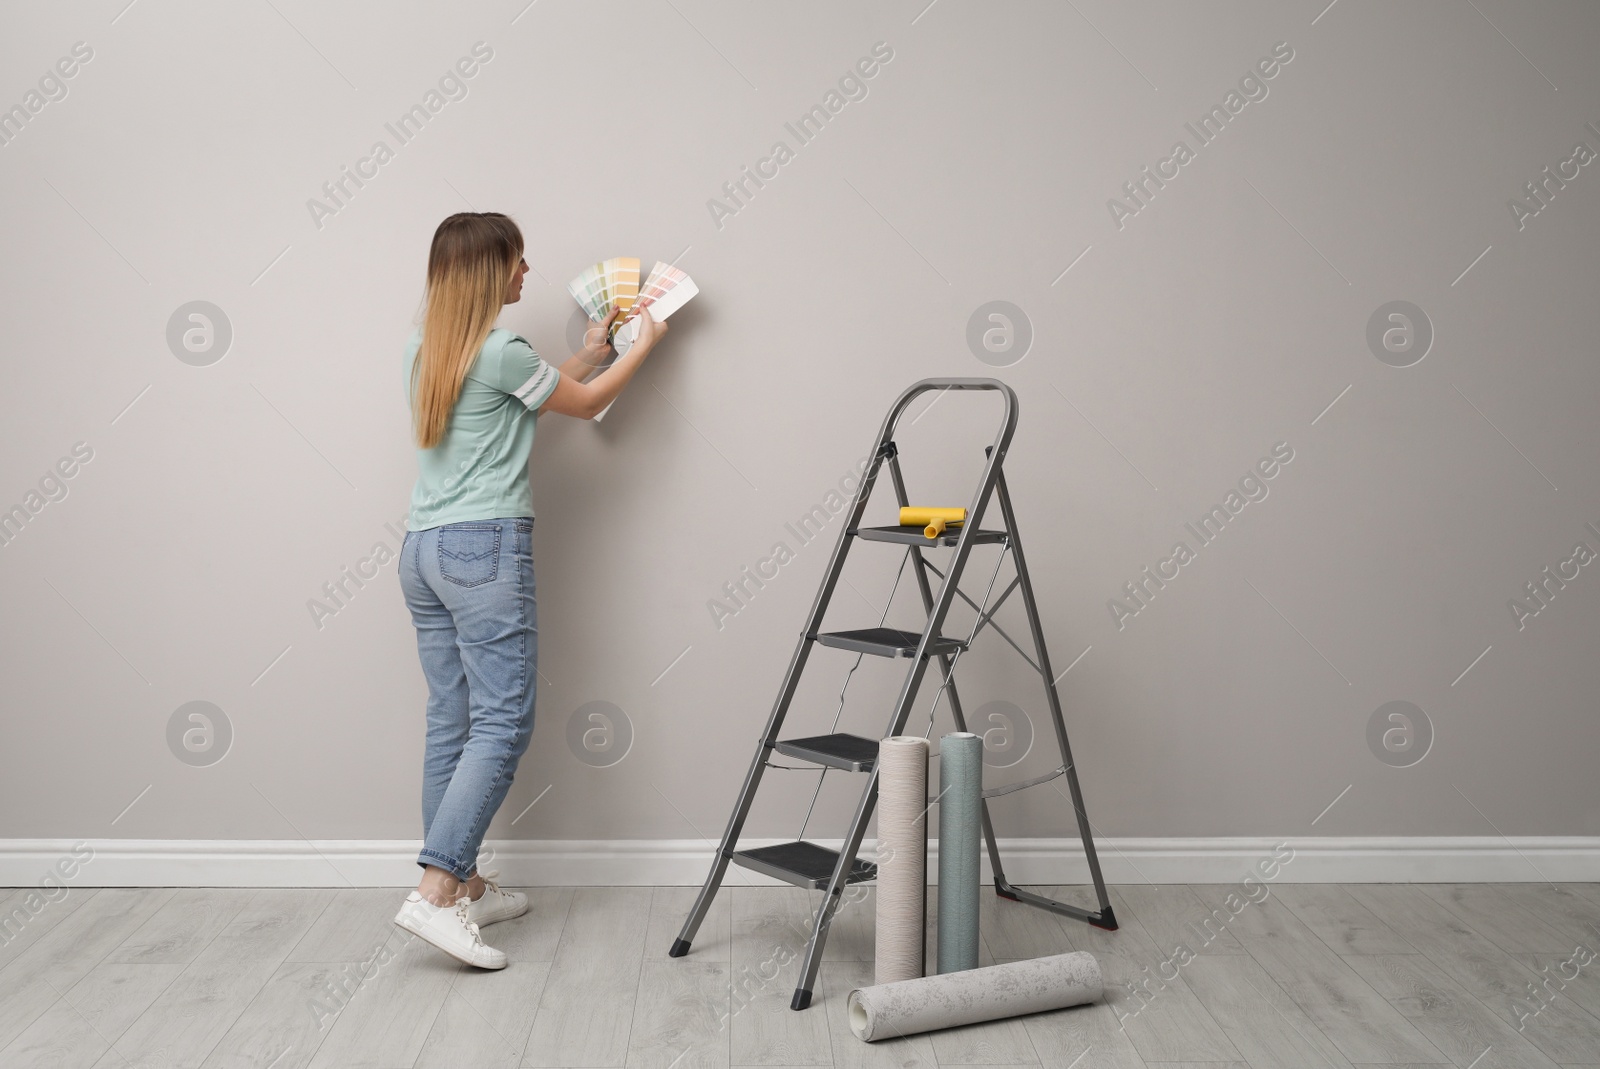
[
  {"left": 847, "top": 950, "right": 1103, "bottom": 1041},
  {"left": 936, "top": 731, "right": 982, "bottom": 974},
  {"left": 875, "top": 736, "right": 929, "bottom": 985}
]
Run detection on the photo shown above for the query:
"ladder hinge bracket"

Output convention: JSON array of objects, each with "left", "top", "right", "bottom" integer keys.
[{"left": 879, "top": 441, "right": 898, "bottom": 460}]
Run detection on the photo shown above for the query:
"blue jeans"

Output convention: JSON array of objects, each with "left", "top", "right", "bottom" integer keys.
[{"left": 399, "top": 517, "right": 537, "bottom": 880}]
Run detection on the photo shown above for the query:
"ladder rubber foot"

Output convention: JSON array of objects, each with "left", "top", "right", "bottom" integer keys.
[
  {"left": 790, "top": 988, "right": 813, "bottom": 1011},
  {"left": 668, "top": 938, "right": 691, "bottom": 957},
  {"left": 994, "top": 883, "right": 1022, "bottom": 902},
  {"left": 1089, "top": 907, "right": 1119, "bottom": 931}
]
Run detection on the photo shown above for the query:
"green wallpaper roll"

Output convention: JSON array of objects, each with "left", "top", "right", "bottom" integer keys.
[{"left": 937, "top": 731, "right": 982, "bottom": 974}]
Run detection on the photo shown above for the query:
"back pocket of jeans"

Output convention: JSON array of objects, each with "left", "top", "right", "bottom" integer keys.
[{"left": 439, "top": 525, "right": 500, "bottom": 587}]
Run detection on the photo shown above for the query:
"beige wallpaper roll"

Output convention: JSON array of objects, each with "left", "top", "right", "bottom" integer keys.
[{"left": 874, "top": 736, "right": 929, "bottom": 985}]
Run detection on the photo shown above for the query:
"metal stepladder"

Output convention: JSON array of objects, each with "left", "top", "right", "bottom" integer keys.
[{"left": 668, "top": 378, "right": 1117, "bottom": 1010}]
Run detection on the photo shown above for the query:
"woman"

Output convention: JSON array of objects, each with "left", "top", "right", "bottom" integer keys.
[{"left": 392, "top": 212, "right": 666, "bottom": 968}]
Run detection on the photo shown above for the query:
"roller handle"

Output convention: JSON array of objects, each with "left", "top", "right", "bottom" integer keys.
[{"left": 899, "top": 506, "right": 966, "bottom": 541}]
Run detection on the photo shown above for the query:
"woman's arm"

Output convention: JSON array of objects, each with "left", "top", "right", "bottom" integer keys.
[
  {"left": 553, "top": 351, "right": 605, "bottom": 383},
  {"left": 539, "top": 305, "right": 667, "bottom": 420}
]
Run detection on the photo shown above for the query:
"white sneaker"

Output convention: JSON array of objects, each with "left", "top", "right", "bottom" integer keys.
[
  {"left": 393, "top": 891, "right": 507, "bottom": 969},
  {"left": 463, "top": 870, "right": 528, "bottom": 927}
]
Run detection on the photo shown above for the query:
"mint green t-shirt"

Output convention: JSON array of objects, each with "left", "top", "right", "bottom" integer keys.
[{"left": 403, "top": 326, "right": 560, "bottom": 531}]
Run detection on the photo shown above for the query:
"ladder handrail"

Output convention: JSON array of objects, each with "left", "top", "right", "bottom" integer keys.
[{"left": 881, "top": 377, "right": 1018, "bottom": 454}]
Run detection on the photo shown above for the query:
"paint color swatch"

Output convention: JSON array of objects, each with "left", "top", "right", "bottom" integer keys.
[
  {"left": 633, "top": 261, "right": 698, "bottom": 321},
  {"left": 612, "top": 261, "right": 698, "bottom": 356},
  {"left": 566, "top": 256, "right": 641, "bottom": 333}
]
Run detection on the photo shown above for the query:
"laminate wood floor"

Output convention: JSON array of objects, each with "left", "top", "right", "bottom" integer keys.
[{"left": 1, "top": 882, "right": 1597, "bottom": 1068}]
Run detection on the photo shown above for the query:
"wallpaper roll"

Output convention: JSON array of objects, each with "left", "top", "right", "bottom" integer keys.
[
  {"left": 875, "top": 736, "right": 929, "bottom": 985},
  {"left": 937, "top": 732, "right": 982, "bottom": 974},
  {"left": 848, "top": 951, "right": 1102, "bottom": 1042}
]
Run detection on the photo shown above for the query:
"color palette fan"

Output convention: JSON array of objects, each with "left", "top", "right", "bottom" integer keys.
[{"left": 565, "top": 258, "right": 698, "bottom": 420}]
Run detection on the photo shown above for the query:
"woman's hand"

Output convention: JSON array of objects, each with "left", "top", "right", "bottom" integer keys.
[
  {"left": 631, "top": 303, "right": 667, "bottom": 353},
  {"left": 578, "top": 307, "right": 622, "bottom": 369}
]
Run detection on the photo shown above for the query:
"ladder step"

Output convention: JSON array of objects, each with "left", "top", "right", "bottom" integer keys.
[
  {"left": 773, "top": 733, "right": 880, "bottom": 772},
  {"left": 731, "top": 841, "right": 877, "bottom": 889},
  {"left": 814, "top": 627, "right": 964, "bottom": 658},
  {"left": 852, "top": 524, "right": 1008, "bottom": 548}
]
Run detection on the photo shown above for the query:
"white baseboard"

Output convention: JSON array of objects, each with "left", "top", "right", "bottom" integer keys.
[{"left": 2, "top": 837, "right": 1598, "bottom": 888}]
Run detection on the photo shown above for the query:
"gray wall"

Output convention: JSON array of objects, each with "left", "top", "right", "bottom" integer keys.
[{"left": 3, "top": 0, "right": 1597, "bottom": 850}]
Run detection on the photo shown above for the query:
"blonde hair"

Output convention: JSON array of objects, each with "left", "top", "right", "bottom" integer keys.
[{"left": 410, "top": 212, "right": 523, "bottom": 449}]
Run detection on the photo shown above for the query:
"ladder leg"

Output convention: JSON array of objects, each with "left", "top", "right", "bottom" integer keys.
[
  {"left": 993, "top": 466, "right": 1116, "bottom": 926},
  {"left": 671, "top": 596, "right": 835, "bottom": 954},
  {"left": 668, "top": 736, "right": 770, "bottom": 957},
  {"left": 790, "top": 574, "right": 949, "bottom": 1009},
  {"left": 790, "top": 632, "right": 944, "bottom": 1010},
  {"left": 790, "top": 769, "right": 879, "bottom": 1009}
]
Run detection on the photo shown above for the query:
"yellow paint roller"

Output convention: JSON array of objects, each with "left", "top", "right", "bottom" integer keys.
[{"left": 900, "top": 507, "right": 966, "bottom": 540}]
